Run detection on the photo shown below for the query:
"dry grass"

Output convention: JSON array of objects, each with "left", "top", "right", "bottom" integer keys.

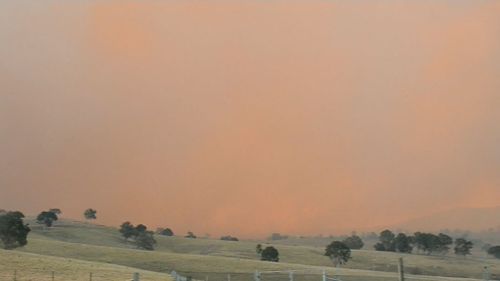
[
  {"left": 0, "top": 249, "right": 172, "bottom": 281},
  {"left": 19, "top": 220, "right": 500, "bottom": 281}
]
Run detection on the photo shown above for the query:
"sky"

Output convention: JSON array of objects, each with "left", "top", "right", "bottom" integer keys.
[{"left": 1, "top": 1, "right": 499, "bottom": 238}]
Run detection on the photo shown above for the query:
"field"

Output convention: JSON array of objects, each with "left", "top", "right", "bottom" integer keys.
[
  {"left": 0, "top": 250, "right": 172, "bottom": 281},
  {"left": 2, "top": 219, "right": 499, "bottom": 281}
]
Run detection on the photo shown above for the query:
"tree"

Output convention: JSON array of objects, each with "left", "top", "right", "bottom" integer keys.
[
  {"left": 185, "top": 231, "right": 197, "bottom": 238},
  {"left": 437, "top": 233, "right": 453, "bottom": 254},
  {"left": 487, "top": 246, "right": 500, "bottom": 259},
  {"left": 220, "top": 235, "right": 239, "bottom": 241},
  {"left": 454, "top": 238, "right": 473, "bottom": 257},
  {"left": 135, "top": 224, "right": 147, "bottom": 233},
  {"left": 136, "top": 230, "right": 156, "bottom": 250},
  {"left": 374, "top": 242, "right": 386, "bottom": 251},
  {"left": 119, "top": 222, "right": 136, "bottom": 239},
  {"left": 413, "top": 232, "right": 449, "bottom": 255},
  {"left": 261, "top": 246, "right": 279, "bottom": 262},
  {"left": 83, "top": 208, "right": 97, "bottom": 220},
  {"left": 374, "top": 230, "right": 396, "bottom": 251},
  {"left": 36, "top": 211, "right": 58, "bottom": 227},
  {"left": 394, "top": 233, "right": 413, "bottom": 253},
  {"left": 118, "top": 222, "right": 156, "bottom": 250},
  {"left": 49, "top": 208, "right": 62, "bottom": 215},
  {"left": 342, "top": 235, "right": 364, "bottom": 250},
  {"left": 325, "top": 241, "right": 351, "bottom": 266},
  {"left": 256, "top": 244, "right": 263, "bottom": 254},
  {"left": 0, "top": 211, "right": 31, "bottom": 249},
  {"left": 158, "top": 228, "right": 174, "bottom": 236}
]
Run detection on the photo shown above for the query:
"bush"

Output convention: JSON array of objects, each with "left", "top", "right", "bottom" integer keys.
[
  {"left": 158, "top": 228, "right": 174, "bottom": 236},
  {"left": 261, "top": 246, "right": 279, "bottom": 262},
  {"left": 83, "top": 208, "right": 97, "bottom": 220},
  {"left": 487, "top": 246, "right": 500, "bottom": 259},
  {"left": 0, "top": 211, "right": 31, "bottom": 249},
  {"left": 220, "top": 235, "right": 239, "bottom": 241}
]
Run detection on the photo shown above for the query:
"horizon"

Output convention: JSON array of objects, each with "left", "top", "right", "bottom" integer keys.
[
  {"left": 1, "top": 1, "right": 500, "bottom": 238},
  {"left": 15, "top": 204, "right": 500, "bottom": 239}
]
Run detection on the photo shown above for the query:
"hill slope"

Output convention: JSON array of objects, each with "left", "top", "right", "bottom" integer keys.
[
  {"left": 22, "top": 220, "right": 500, "bottom": 280},
  {"left": 0, "top": 249, "right": 173, "bottom": 281}
]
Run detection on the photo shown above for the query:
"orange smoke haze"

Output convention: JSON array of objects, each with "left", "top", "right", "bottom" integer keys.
[{"left": 1, "top": 1, "right": 499, "bottom": 238}]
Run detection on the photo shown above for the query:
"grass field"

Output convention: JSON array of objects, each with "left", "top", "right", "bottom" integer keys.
[
  {"left": 0, "top": 249, "right": 173, "bottom": 281},
  {"left": 3, "top": 219, "right": 498, "bottom": 281}
]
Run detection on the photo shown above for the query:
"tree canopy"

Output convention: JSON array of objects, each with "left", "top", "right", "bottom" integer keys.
[
  {"left": 454, "top": 238, "right": 473, "bottom": 257},
  {"left": 325, "top": 241, "right": 351, "bottom": 266},
  {"left": 487, "top": 246, "right": 500, "bottom": 259},
  {"left": 342, "top": 235, "right": 364, "bottom": 250},
  {"left": 158, "top": 228, "right": 174, "bottom": 236},
  {"left": 118, "top": 222, "right": 156, "bottom": 250},
  {"left": 36, "top": 211, "right": 58, "bottom": 227},
  {"left": 83, "top": 208, "right": 97, "bottom": 220},
  {"left": 0, "top": 211, "right": 31, "bottom": 249},
  {"left": 261, "top": 246, "right": 279, "bottom": 262}
]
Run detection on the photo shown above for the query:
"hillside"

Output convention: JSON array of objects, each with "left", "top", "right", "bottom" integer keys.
[
  {"left": 19, "top": 219, "right": 500, "bottom": 281},
  {"left": 0, "top": 249, "right": 173, "bottom": 281}
]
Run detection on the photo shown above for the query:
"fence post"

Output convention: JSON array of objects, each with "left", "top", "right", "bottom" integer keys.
[
  {"left": 227, "top": 274, "right": 231, "bottom": 281},
  {"left": 398, "top": 257, "right": 405, "bottom": 281},
  {"left": 483, "top": 266, "right": 490, "bottom": 281},
  {"left": 52, "top": 271, "right": 55, "bottom": 281},
  {"left": 289, "top": 271, "right": 294, "bottom": 281},
  {"left": 254, "top": 271, "right": 261, "bottom": 281},
  {"left": 322, "top": 270, "right": 326, "bottom": 281},
  {"left": 133, "top": 272, "right": 140, "bottom": 281},
  {"left": 89, "top": 272, "right": 93, "bottom": 281},
  {"left": 13, "top": 270, "right": 17, "bottom": 281}
]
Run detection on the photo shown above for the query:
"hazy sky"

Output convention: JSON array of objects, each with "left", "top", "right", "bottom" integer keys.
[{"left": 1, "top": 1, "right": 499, "bottom": 238}]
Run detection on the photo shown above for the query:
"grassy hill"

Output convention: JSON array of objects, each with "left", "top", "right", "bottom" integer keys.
[
  {"left": 18, "top": 219, "right": 499, "bottom": 281},
  {"left": 0, "top": 249, "right": 173, "bottom": 281}
]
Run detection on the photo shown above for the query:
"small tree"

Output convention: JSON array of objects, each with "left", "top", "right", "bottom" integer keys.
[
  {"left": 325, "top": 241, "right": 351, "bottom": 266},
  {"left": 119, "top": 222, "right": 136, "bottom": 240},
  {"left": 0, "top": 211, "right": 31, "bottom": 249},
  {"left": 83, "top": 208, "right": 97, "bottom": 220},
  {"left": 136, "top": 231, "right": 156, "bottom": 250},
  {"left": 454, "top": 238, "right": 473, "bottom": 257},
  {"left": 36, "top": 211, "right": 58, "bottom": 227},
  {"left": 256, "top": 244, "right": 263, "bottom": 254},
  {"left": 185, "top": 231, "right": 197, "bottom": 239},
  {"left": 261, "top": 246, "right": 279, "bottom": 262},
  {"left": 487, "top": 246, "right": 500, "bottom": 259},
  {"left": 158, "top": 228, "right": 174, "bottom": 236},
  {"left": 221, "top": 235, "right": 239, "bottom": 241},
  {"left": 118, "top": 222, "right": 156, "bottom": 250},
  {"left": 342, "top": 235, "right": 364, "bottom": 249},
  {"left": 134, "top": 225, "right": 156, "bottom": 250}
]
